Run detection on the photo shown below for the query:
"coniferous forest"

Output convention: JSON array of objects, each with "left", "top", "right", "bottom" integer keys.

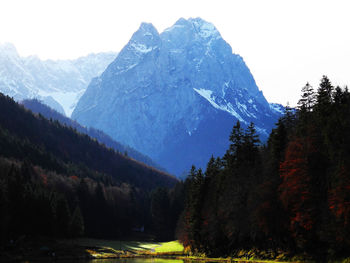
[
  {"left": 1, "top": 76, "right": 350, "bottom": 260},
  {"left": 177, "top": 76, "right": 350, "bottom": 258},
  {"left": 0, "top": 92, "right": 181, "bottom": 243}
]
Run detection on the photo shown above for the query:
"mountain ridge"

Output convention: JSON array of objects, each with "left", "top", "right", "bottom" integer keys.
[{"left": 0, "top": 42, "right": 117, "bottom": 116}]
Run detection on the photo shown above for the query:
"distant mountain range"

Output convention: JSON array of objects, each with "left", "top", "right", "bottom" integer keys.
[
  {"left": 72, "top": 18, "right": 284, "bottom": 176},
  {"left": 0, "top": 43, "right": 117, "bottom": 116}
]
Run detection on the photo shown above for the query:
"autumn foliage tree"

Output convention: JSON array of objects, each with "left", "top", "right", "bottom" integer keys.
[{"left": 279, "top": 138, "right": 317, "bottom": 250}]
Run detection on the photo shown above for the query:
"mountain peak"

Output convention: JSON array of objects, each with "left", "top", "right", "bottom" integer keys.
[
  {"left": 128, "top": 22, "right": 160, "bottom": 46},
  {"left": 188, "top": 17, "right": 212, "bottom": 26},
  {"left": 164, "top": 17, "right": 220, "bottom": 40},
  {"left": 122, "top": 22, "right": 161, "bottom": 56},
  {"left": 0, "top": 42, "right": 19, "bottom": 57},
  {"left": 137, "top": 22, "right": 159, "bottom": 36},
  {"left": 173, "top": 17, "right": 188, "bottom": 26},
  {"left": 188, "top": 17, "right": 220, "bottom": 39}
]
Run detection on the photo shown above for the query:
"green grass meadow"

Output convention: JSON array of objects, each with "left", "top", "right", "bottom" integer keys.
[{"left": 70, "top": 238, "right": 184, "bottom": 253}]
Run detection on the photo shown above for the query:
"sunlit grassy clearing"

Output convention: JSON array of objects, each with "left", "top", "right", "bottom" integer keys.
[
  {"left": 154, "top": 241, "right": 184, "bottom": 252},
  {"left": 70, "top": 238, "right": 183, "bottom": 253},
  {"left": 70, "top": 238, "right": 156, "bottom": 251}
]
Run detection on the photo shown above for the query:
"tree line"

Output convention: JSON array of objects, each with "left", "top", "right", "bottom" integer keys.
[{"left": 177, "top": 76, "right": 350, "bottom": 259}]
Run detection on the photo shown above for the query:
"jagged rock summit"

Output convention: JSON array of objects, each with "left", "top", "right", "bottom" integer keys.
[{"left": 72, "top": 18, "right": 283, "bottom": 176}]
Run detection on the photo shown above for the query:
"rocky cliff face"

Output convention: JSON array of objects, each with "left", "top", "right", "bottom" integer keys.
[
  {"left": 0, "top": 43, "right": 117, "bottom": 115},
  {"left": 72, "top": 18, "right": 283, "bottom": 176}
]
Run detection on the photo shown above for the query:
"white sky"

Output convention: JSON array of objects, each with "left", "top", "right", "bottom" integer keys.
[{"left": 0, "top": 0, "right": 349, "bottom": 106}]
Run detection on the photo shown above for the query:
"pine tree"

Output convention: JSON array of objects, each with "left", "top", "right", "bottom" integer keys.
[
  {"left": 0, "top": 176, "right": 9, "bottom": 245},
  {"left": 224, "top": 121, "right": 243, "bottom": 168},
  {"left": 179, "top": 166, "right": 204, "bottom": 252},
  {"left": 316, "top": 75, "right": 333, "bottom": 109},
  {"left": 282, "top": 102, "right": 296, "bottom": 131},
  {"left": 205, "top": 156, "right": 220, "bottom": 183},
  {"left": 151, "top": 187, "right": 171, "bottom": 240},
  {"left": 243, "top": 122, "right": 261, "bottom": 165},
  {"left": 245, "top": 122, "right": 260, "bottom": 145},
  {"left": 55, "top": 195, "right": 71, "bottom": 237},
  {"left": 298, "top": 82, "right": 315, "bottom": 112},
  {"left": 70, "top": 205, "right": 84, "bottom": 237},
  {"left": 268, "top": 119, "right": 288, "bottom": 168}
]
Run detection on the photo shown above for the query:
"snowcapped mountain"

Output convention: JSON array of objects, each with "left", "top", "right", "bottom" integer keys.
[
  {"left": 0, "top": 43, "right": 38, "bottom": 99},
  {"left": 72, "top": 18, "right": 283, "bottom": 176},
  {"left": 0, "top": 42, "right": 117, "bottom": 116}
]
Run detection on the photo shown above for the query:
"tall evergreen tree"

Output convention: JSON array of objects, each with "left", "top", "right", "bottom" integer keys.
[
  {"left": 70, "top": 205, "right": 84, "bottom": 237},
  {"left": 298, "top": 82, "right": 315, "bottom": 112},
  {"left": 151, "top": 187, "right": 171, "bottom": 240},
  {"left": 316, "top": 75, "right": 333, "bottom": 111},
  {"left": 224, "top": 121, "right": 243, "bottom": 167},
  {"left": 242, "top": 122, "right": 261, "bottom": 165},
  {"left": 55, "top": 195, "right": 72, "bottom": 237}
]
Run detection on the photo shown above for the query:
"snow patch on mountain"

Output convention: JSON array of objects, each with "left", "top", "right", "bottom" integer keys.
[
  {"left": 193, "top": 88, "right": 214, "bottom": 104},
  {"left": 130, "top": 43, "right": 155, "bottom": 53},
  {"left": 194, "top": 88, "right": 246, "bottom": 123}
]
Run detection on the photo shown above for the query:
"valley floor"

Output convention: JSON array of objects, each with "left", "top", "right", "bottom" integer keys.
[
  {"left": 0, "top": 237, "right": 184, "bottom": 262},
  {"left": 1, "top": 237, "right": 350, "bottom": 263}
]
